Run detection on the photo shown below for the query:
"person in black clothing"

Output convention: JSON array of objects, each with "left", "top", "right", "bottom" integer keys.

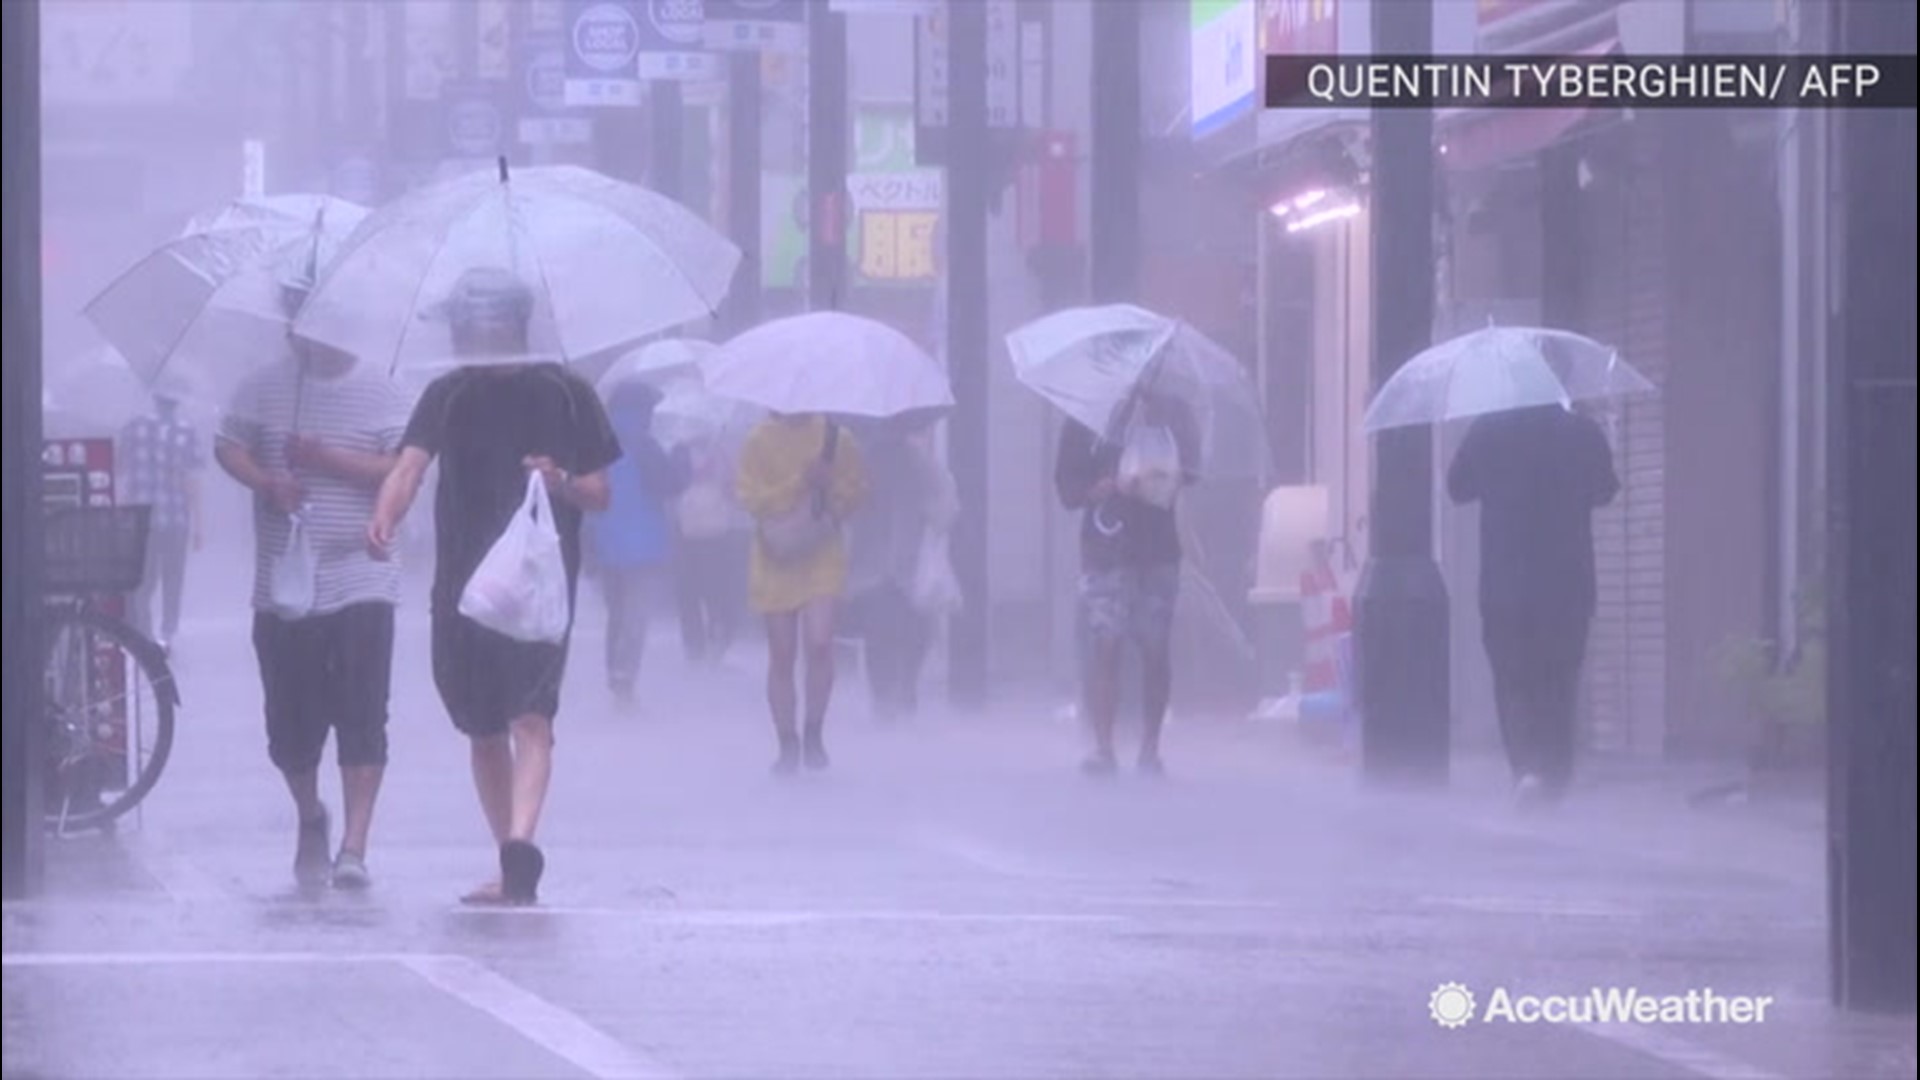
[
  {"left": 1447, "top": 402, "right": 1620, "bottom": 805},
  {"left": 1054, "top": 392, "right": 1200, "bottom": 776},
  {"left": 367, "top": 268, "right": 622, "bottom": 905}
]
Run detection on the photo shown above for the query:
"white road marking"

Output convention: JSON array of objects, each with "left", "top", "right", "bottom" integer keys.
[
  {"left": 910, "top": 828, "right": 1083, "bottom": 881},
  {"left": 2, "top": 951, "right": 424, "bottom": 967},
  {"left": 1420, "top": 895, "right": 1639, "bottom": 919},
  {"left": 401, "top": 954, "right": 679, "bottom": 1080},
  {"left": 445, "top": 906, "right": 1124, "bottom": 926},
  {"left": 1575, "top": 1022, "right": 1790, "bottom": 1080}
]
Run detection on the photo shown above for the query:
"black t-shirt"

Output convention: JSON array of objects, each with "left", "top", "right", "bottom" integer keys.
[
  {"left": 402, "top": 363, "right": 623, "bottom": 611},
  {"left": 1053, "top": 420, "right": 1186, "bottom": 572}
]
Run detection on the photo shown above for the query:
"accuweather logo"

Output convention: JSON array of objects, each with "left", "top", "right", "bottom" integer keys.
[{"left": 1428, "top": 983, "right": 1777, "bottom": 1028}]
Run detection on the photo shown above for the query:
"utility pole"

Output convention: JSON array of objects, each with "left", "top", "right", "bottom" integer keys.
[
  {"left": 722, "top": 53, "right": 763, "bottom": 334},
  {"left": 1828, "top": 0, "right": 1918, "bottom": 1014},
  {"left": 2, "top": 0, "right": 44, "bottom": 900},
  {"left": 1354, "top": 0, "right": 1449, "bottom": 786},
  {"left": 1088, "top": 0, "right": 1139, "bottom": 303},
  {"left": 944, "top": 0, "right": 990, "bottom": 707},
  {"left": 806, "top": 3, "right": 847, "bottom": 310}
]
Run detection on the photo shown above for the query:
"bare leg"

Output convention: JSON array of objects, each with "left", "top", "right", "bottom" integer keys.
[
  {"left": 765, "top": 612, "right": 801, "bottom": 772},
  {"left": 800, "top": 598, "right": 837, "bottom": 769},
  {"left": 469, "top": 734, "right": 514, "bottom": 844},
  {"left": 282, "top": 768, "right": 324, "bottom": 821},
  {"left": 1083, "top": 636, "right": 1122, "bottom": 774},
  {"left": 1138, "top": 646, "right": 1172, "bottom": 773},
  {"left": 506, "top": 714, "right": 555, "bottom": 842},
  {"left": 336, "top": 765, "right": 384, "bottom": 857}
]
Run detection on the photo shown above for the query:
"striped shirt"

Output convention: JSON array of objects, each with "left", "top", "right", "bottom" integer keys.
[{"left": 221, "top": 356, "right": 411, "bottom": 616}]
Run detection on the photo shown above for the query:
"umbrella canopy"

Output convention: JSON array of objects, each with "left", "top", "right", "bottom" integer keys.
[
  {"left": 83, "top": 194, "right": 366, "bottom": 404},
  {"left": 701, "top": 311, "right": 953, "bottom": 419},
  {"left": 652, "top": 371, "right": 765, "bottom": 450},
  {"left": 596, "top": 338, "right": 717, "bottom": 398},
  {"left": 1362, "top": 326, "right": 1657, "bottom": 434},
  {"left": 292, "top": 162, "right": 741, "bottom": 372},
  {"left": 1005, "top": 304, "right": 1266, "bottom": 478}
]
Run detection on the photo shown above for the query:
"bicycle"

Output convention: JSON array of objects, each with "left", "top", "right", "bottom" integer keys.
[{"left": 41, "top": 504, "right": 181, "bottom": 835}]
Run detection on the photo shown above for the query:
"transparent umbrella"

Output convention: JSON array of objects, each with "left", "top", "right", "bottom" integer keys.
[
  {"left": 651, "top": 372, "right": 764, "bottom": 451},
  {"left": 701, "top": 312, "right": 952, "bottom": 419},
  {"left": 293, "top": 161, "right": 740, "bottom": 374},
  {"left": 83, "top": 194, "right": 366, "bottom": 406},
  {"left": 596, "top": 338, "right": 717, "bottom": 397},
  {"left": 1005, "top": 304, "right": 1266, "bottom": 479},
  {"left": 1362, "top": 325, "right": 1657, "bottom": 433}
]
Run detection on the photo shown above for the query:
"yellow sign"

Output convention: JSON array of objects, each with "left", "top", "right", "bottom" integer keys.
[{"left": 858, "top": 211, "right": 939, "bottom": 281}]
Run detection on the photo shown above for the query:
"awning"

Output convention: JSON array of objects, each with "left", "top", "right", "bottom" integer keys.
[{"left": 1435, "top": 36, "right": 1620, "bottom": 174}]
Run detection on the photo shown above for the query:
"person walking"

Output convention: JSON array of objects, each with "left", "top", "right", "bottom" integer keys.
[
  {"left": 1054, "top": 391, "right": 1199, "bottom": 777},
  {"left": 367, "top": 268, "right": 621, "bottom": 905},
  {"left": 119, "top": 390, "right": 204, "bottom": 655},
  {"left": 672, "top": 432, "right": 749, "bottom": 666},
  {"left": 215, "top": 287, "right": 408, "bottom": 890},
  {"left": 1447, "top": 402, "right": 1620, "bottom": 806},
  {"left": 587, "top": 380, "right": 689, "bottom": 707},
  {"left": 735, "top": 412, "right": 867, "bottom": 774},
  {"left": 841, "top": 418, "right": 958, "bottom": 721}
]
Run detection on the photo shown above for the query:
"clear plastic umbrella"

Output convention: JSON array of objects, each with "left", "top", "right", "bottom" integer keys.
[
  {"left": 293, "top": 161, "right": 741, "bottom": 374},
  {"left": 652, "top": 371, "right": 764, "bottom": 451},
  {"left": 1005, "top": 304, "right": 1266, "bottom": 478},
  {"left": 83, "top": 194, "right": 366, "bottom": 405},
  {"left": 1362, "top": 325, "right": 1657, "bottom": 433},
  {"left": 701, "top": 311, "right": 953, "bottom": 419},
  {"left": 596, "top": 338, "right": 717, "bottom": 398}
]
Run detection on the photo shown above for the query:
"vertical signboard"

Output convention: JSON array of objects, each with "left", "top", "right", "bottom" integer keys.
[
  {"left": 1190, "top": 0, "right": 1257, "bottom": 137},
  {"left": 405, "top": 0, "right": 459, "bottom": 101},
  {"left": 1261, "top": 0, "right": 1338, "bottom": 54},
  {"left": 848, "top": 108, "right": 941, "bottom": 285},
  {"left": 477, "top": 0, "right": 515, "bottom": 78},
  {"left": 566, "top": 0, "right": 645, "bottom": 107},
  {"left": 638, "top": 0, "right": 719, "bottom": 79},
  {"left": 914, "top": 1, "right": 1019, "bottom": 130},
  {"left": 704, "top": 0, "right": 807, "bottom": 52}
]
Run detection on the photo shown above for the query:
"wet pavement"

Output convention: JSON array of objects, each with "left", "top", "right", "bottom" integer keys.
[{"left": 5, "top": 602, "right": 1915, "bottom": 1080}]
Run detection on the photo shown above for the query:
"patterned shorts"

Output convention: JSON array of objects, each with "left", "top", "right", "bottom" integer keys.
[{"left": 1079, "top": 564, "right": 1181, "bottom": 651}]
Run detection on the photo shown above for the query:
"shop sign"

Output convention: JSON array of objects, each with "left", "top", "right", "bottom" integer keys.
[
  {"left": 857, "top": 211, "right": 939, "bottom": 281},
  {"left": 1261, "top": 0, "right": 1337, "bottom": 55},
  {"left": 565, "top": 0, "right": 645, "bottom": 107},
  {"left": 1191, "top": 0, "right": 1258, "bottom": 137}
]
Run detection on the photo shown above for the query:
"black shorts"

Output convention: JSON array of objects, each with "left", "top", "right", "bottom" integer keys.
[
  {"left": 253, "top": 603, "right": 396, "bottom": 773},
  {"left": 431, "top": 611, "right": 570, "bottom": 738}
]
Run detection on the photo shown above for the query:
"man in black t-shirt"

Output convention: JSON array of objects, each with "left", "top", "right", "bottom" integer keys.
[
  {"left": 1054, "top": 391, "right": 1199, "bottom": 777},
  {"left": 368, "top": 269, "right": 622, "bottom": 905}
]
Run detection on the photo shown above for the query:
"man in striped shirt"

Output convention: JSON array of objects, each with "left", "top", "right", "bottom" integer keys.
[{"left": 216, "top": 322, "right": 410, "bottom": 890}]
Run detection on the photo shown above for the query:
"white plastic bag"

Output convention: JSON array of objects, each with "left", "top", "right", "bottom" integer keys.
[
  {"left": 1118, "top": 423, "right": 1182, "bottom": 508},
  {"left": 909, "top": 531, "right": 963, "bottom": 616},
  {"left": 458, "top": 472, "right": 572, "bottom": 644},
  {"left": 267, "top": 513, "right": 316, "bottom": 620}
]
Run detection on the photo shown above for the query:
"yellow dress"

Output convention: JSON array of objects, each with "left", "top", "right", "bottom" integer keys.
[{"left": 735, "top": 415, "right": 868, "bottom": 614}]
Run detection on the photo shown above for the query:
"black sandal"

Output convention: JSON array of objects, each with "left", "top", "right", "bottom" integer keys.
[{"left": 499, "top": 840, "right": 545, "bottom": 906}]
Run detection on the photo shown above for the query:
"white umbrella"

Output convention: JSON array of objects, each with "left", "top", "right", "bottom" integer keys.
[
  {"left": 83, "top": 194, "right": 367, "bottom": 404},
  {"left": 293, "top": 161, "right": 741, "bottom": 373},
  {"left": 596, "top": 338, "right": 716, "bottom": 399},
  {"left": 1362, "top": 325, "right": 1657, "bottom": 433},
  {"left": 701, "top": 311, "right": 953, "bottom": 419},
  {"left": 1005, "top": 304, "right": 1266, "bottom": 478}
]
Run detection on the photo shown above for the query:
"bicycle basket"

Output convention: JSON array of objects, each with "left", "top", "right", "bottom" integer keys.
[{"left": 43, "top": 505, "right": 153, "bottom": 596}]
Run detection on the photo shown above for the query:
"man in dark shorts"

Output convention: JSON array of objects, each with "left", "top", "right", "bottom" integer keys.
[
  {"left": 216, "top": 274, "right": 408, "bottom": 889},
  {"left": 1053, "top": 391, "right": 1200, "bottom": 777},
  {"left": 367, "top": 269, "right": 621, "bottom": 905}
]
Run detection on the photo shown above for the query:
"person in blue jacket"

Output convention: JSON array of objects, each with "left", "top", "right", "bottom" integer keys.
[{"left": 588, "top": 380, "right": 690, "bottom": 706}]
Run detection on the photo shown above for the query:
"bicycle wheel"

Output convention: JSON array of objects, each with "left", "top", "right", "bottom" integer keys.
[{"left": 42, "top": 607, "right": 180, "bottom": 833}]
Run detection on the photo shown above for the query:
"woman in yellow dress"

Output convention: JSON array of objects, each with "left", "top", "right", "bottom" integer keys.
[{"left": 735, "top": 412, "right": 867, "bottom": 773}]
